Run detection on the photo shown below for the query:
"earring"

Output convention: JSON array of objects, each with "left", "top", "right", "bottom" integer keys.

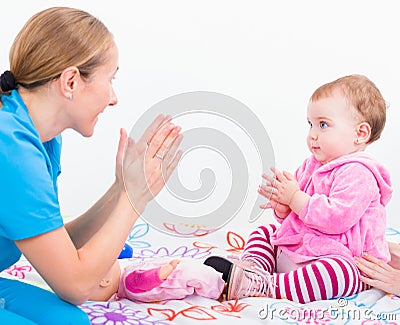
[{"left": 68, "top": 93, "right": 73, "bottom": 101}]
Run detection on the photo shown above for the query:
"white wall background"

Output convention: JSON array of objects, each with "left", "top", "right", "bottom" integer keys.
[{"left": 2, "top": 1, "right": 400, "bottom": 228}]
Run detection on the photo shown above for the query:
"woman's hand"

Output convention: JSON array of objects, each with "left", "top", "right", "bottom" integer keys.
[
  {"left": 116, "top": 114, "right": 182, "bottom": 215},
  {"left": 388, "top": 242, "right": 400, "bottom": 269},
  {"left": 355, "top": 252, "right": 400, "bottom": 296}
]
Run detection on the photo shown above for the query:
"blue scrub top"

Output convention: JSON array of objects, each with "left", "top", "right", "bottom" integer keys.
[{"left": 0, "top": 90, "right": 64, "bottom": 272}]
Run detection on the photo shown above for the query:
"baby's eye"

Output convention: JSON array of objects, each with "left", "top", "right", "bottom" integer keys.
[
  {"left": 307, "top": 121, "right": 312, "bottom": 128},
  {"left": 320, "top": 121, "right": 328, "bottom": 129}
]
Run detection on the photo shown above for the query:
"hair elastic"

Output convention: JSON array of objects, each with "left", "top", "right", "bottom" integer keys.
[{"left": 0, "top": 70, "right": 17, "bottom": 92}]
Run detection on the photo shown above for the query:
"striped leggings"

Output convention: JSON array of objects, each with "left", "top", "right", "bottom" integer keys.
[{"left": 241, "top": 224, "right": 368, "bottom": 303}]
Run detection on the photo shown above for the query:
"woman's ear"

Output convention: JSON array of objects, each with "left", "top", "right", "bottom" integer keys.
[
  {"left": 59, "top": 66, "right": 80, "bottom": 100},
  {"left": 355, "top": 122, "right": 371, "bottom": 144}
]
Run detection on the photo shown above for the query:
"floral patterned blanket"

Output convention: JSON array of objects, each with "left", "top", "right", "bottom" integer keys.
[{"left": 3, "top": 220, "right": 400, "bottom": 325}]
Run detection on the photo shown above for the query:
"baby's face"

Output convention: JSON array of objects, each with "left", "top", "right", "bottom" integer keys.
[{"left": 306, "top": 94, "right": 362, "bottom": 164}]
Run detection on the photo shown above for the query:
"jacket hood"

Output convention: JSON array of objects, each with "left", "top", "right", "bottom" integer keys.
[{"left": 314, "top": 152, "right": 392, "bottom": 206}]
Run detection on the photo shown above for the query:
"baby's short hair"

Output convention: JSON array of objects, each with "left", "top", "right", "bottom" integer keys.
[{"left": 310, "top": 74, "right": 387, "bottom": 144}]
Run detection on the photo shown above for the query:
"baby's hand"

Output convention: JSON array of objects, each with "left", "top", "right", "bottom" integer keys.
[
  {"left": 264, "top": 168, "right": 300, "bottom": 206},
  {"left": 258, "top": 172, "right": 289, "bottom": 213},
  {"left": 260, "top": 198, "right": 291, "bottom": 218},
  {"left": 159, "top": 259, "right": 180, "bottom": 280}
]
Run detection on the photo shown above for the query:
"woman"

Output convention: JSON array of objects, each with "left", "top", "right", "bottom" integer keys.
[{"left": 0, "top": 7, "right": 182, "bottom": 324}]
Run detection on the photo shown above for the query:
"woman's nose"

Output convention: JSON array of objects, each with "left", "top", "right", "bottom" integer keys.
[{"left": 109, "top": 88, "right": 118, "bottom": 106}]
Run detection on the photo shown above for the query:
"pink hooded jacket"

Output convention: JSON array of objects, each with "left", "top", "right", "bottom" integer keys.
[{"left": 271, "top": 153, "right": 392, "bottom": 264}]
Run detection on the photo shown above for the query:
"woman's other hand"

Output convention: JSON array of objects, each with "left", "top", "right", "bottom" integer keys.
[{"left": 355, "top": 252, "right": 400, "bottom": 296}]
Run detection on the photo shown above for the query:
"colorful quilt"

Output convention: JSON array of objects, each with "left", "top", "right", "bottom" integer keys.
[{"left": 2, "top": 219, "right": 400, "bottom": 325}]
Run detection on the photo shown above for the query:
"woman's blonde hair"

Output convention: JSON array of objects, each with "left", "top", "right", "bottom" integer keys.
[
  {"left": 4, "top": 7, "right": 113, "bottom": 93},
  {"left": 310, "top": 74, "right": 387, "bottom": 144}
]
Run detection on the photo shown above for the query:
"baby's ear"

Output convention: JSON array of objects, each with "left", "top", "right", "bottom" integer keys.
[{"left": 355, "top": 122, "right": 371, "bottom": 144}]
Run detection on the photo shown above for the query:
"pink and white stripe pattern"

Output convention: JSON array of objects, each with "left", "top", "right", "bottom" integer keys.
[{"left": 242, "top": 225, "right": 368, "bottom": 303}]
